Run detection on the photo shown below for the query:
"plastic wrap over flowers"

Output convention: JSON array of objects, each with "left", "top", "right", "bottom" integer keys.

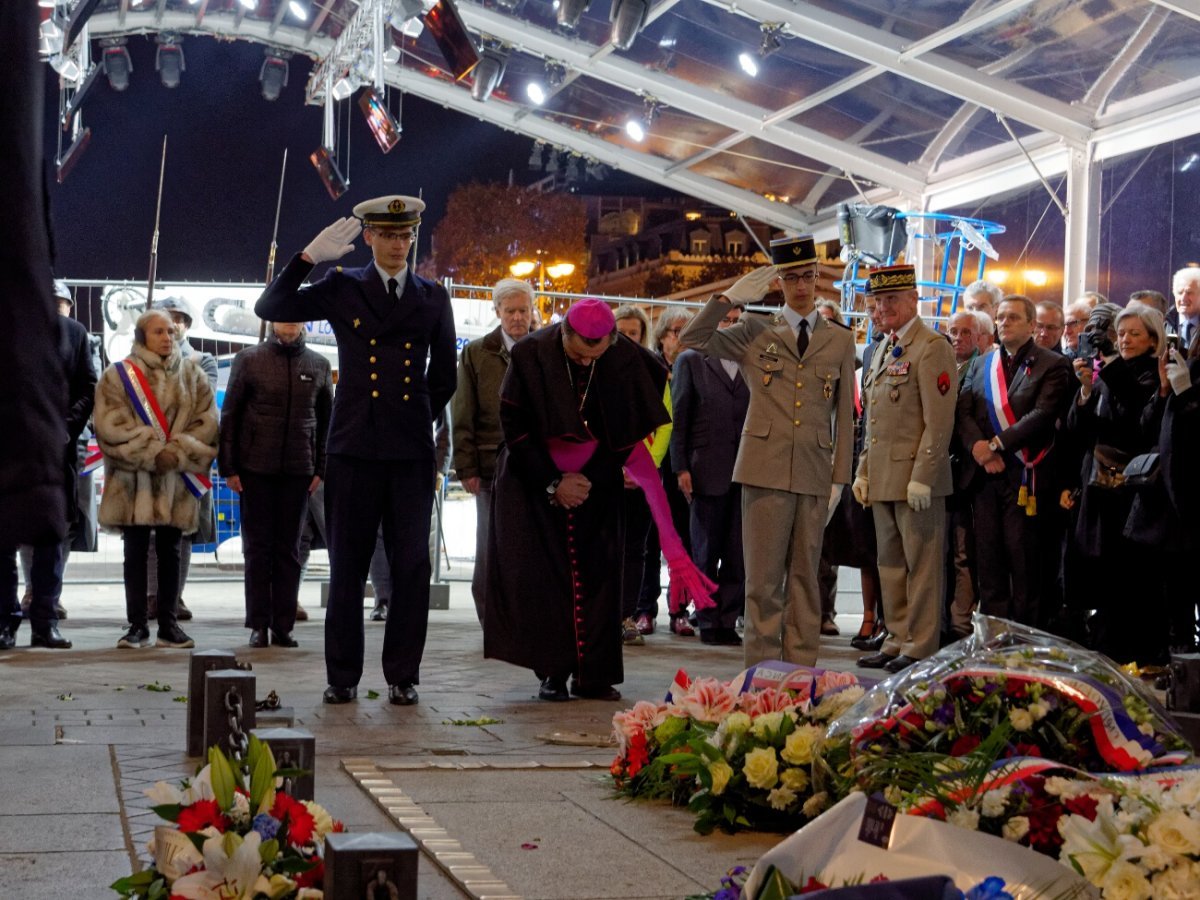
[{"left": 824, "top": 615, "right": 1192, "bottom": 778}]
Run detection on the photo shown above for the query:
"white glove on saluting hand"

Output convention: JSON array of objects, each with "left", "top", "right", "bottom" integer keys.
[
  {"left": 303, "top": 217, "right": 362, "bottom": 265},
  {"left": 722, "top": 265, "right": 778, "bottom": 307},
  {"left": 906, "top": 480, "right": 932, "bottom": 512},
  {"left": 1167, "top": 350, "right": 1193, "bottom": 396}
]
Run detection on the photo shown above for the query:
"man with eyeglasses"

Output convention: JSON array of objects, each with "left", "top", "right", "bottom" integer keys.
[
  {"left": 679, "top": 235, "right": 855, "bottom": 669},
  {"left": 1033, "top": 301, "right": 1066, "bottom": 354},
  {"left": 1062, "top": 299, "right": 1094, "bottom": 358},
  {"left": 256, "top": 195, "right": 457, "bottom": 707}
]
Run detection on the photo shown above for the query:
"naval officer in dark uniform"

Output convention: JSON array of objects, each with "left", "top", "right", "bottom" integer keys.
[{"left": 255, "top": 196, "right": 457, "bottom": 706}]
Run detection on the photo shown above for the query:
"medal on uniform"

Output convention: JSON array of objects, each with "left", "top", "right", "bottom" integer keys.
[
  {"left": 892, "top": 344, "right": 903, "bottom": 359},
  {"left": 889, "top": 386, "right": 900, "bottom": 403},
  {"left": 823, "top": 375, "right": 833, "bottom": 400},
  {"left": 762, "top": 373, "right": 773, "bottom": 387},
  {"left": 353, "top": 318, "right": 361, "bottom": 328}
]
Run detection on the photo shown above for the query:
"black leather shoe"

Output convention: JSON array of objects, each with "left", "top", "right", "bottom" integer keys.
[
  {"left": 858, "top": 651, "right": 897, "bottom": 669},
  {"left": 388, "top": 683, "right": 419, "bottom": 706},
  {"left": 270, "top": 631, "right": 299, "bottom": 648},
  {"left": 538, "top": 677, "right": 570, "bottom": 702},
  {"left": 0, "top": 628, "right": 15, "bottom": 651},
  {"left": 248, "top": 628, "right": 268, "bottom": 648},
  {"left": 570, "top": 680, "right": 621, "bottom": 701},
  {"left": 850, "top": 623, "right": 888, "bottom": 652},
  {"left": 322, "top": 685, "right": 357, "bottom": 704},
  {"left": 31, "top": 625, "right": 71, "bottom": 649},
  {"left": 884, "top": 654, "right": 921, "bottom": 673},
  {"left": 700, "top": 628, "right": 743, "bottom": 646},
  {"left": 370, "top": 604, "right": 388, "bottom": 622}
]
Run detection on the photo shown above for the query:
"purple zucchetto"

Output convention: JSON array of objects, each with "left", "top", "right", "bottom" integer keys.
[{"left": 565, "top": 298, "right": 616, "bottom": 339}]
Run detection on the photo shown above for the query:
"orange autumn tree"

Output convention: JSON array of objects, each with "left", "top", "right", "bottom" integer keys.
[{"left": 430, "top": 182, "right": 588, "bottom": 299}]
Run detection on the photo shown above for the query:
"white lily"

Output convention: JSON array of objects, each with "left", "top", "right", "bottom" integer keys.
[
  {"left": 181, "top": 765, "right": 217, "bottom": 805},
  {"left": 170, "top": 831, "right": 264, "bottom": 899},
  {"left": 144, "top": 780, "right": 184, "bottom": 807}
]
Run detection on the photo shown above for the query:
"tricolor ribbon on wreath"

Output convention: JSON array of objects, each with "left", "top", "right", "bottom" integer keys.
[
  {"left": 115, "top": 359, "right": 211, "bottom": 498},
  {"left": 981, "top": 350, "right": 1048, "bottom": 516}
]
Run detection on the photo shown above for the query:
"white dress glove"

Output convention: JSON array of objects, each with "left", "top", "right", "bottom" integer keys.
[
  {"left": 1167, "top": 350, "right": 1193, "bottom": 395},
  {"left": 303, "top": 217, "right": 362, "bottom": 265},
  {"left": 851, "top": 475, "right": 869, "bottom": 507},
  {"left": 906, "top": 480, "right": 932, "bottom": 512},
  {"left": 825, "top": 483, "right": 842, "bottom": 526},
  {"left": 722, "top": 265, "right": 778, "bottom": 307}
]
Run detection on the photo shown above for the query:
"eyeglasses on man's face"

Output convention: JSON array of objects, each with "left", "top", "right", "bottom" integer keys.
[
  {"left": 780, "top": 271, "right": 817, "bottom": 284},
  {"left": 665, "top": 327, "right": 683, "bottom": 336},
  {"left": 370, "top": 229, "right": 416, "bottom": 242}
]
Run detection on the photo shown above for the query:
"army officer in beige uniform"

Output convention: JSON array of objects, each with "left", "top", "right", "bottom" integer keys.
[
  {"left": 852, "top": 264, "right": 957, "bottom": 673},
  {"left": 680, "top": 236, "right": 855, "bottom": 667}
]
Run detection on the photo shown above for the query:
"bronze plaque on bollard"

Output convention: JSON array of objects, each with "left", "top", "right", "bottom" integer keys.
[
  {"left": 324, "top": 832, "right": 417, "bottom": 899},
  {"left": 186, "top": 649, "right": 237, "bottom": 757}
]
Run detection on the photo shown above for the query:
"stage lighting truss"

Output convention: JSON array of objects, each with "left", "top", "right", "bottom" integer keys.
[{"left": 156, "top": 33, "right": 185, "bottom": 89}]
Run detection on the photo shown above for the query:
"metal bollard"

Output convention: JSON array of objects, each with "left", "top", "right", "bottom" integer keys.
[
  {"left": 250, "top": 727, "right": 316, "bottom": 801},
  {"left": 202, "top": 669, "right": 256, "bottom": 762},
  {"left": 323, "top": 832, "right": 417, "bottom": 899},
  {"left": 186, "top": 649, "right": 237, "bottom": 757}
]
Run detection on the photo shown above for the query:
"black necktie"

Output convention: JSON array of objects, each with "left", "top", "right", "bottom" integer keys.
[
  {"left": 387, "top": 277, "right": 398, "bottom": 303},
  {"left": 796, "top": 318, "right": 809, "bottom": 358}
]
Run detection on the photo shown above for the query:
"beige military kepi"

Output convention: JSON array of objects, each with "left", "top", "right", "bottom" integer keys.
[{"left": 352, "top": 195, "right": 424, "bottom": 228}]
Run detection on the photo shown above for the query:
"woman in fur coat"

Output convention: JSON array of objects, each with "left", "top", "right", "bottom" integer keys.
[{"left": 94, "top": 309, "right": 218, "bottom": 649}]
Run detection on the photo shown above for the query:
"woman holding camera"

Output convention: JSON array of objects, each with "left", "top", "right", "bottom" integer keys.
[
  {"left": 94, "top": 309, "right": 218, "bottom": 650},
  {"left": 1060, "top": 305, "right": 1165, "bottom": 664}
]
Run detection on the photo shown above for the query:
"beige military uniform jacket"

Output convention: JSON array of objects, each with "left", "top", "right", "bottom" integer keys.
[
  {"left": 680, "top": 297, "right": 855, "bottom": 495},
  {"left": 858, "top": 316, "right": 957, "bottom": 501}
]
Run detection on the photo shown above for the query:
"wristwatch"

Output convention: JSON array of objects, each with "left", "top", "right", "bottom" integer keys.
[
  {"left": 987, "top": 437, "right": 1003, "bottom": 453},
  {"left": 546, "top": 477, "right": 562, "bottom": 496}
]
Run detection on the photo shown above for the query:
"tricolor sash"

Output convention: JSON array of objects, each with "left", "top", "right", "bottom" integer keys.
[
  {"left": 981, "top": 350, "right": 1048, "bottom": 516},
  {"left": 81, "top": 439, "right": 104, "bottom": 475},
  {"left": 115, "top": 359, "right": 211, "bottom": 498}
]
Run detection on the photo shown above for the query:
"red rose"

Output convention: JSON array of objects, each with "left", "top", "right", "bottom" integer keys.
[
  {"left": 271, "top": 793, "right": 316, "bottom": 846},
  {"left": 1064, "top": 794, "right": 1099, "bottom": 821},
  {"left": 950, "top": 735, "right": 981, "bottom": 757},
  {"left": 176, "top": 799, "right": 228, "bottom": 833},
  {"left": 627, "top": 732, "right": 650, "bottom": 777}
]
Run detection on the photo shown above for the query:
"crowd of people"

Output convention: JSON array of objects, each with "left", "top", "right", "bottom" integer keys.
[{"left": 4, "top": 200, "right": 1198, "bottom": 700}]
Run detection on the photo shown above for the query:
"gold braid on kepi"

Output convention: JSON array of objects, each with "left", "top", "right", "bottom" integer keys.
[
  {"left": 352, "top": 195, "right": 424, "bottom": 228},
  {"left": 865, "top": 264, "right": 917, "bottom": 295},
  {"left": 769, "top": 234, "right": 817, "bottom": 269}
]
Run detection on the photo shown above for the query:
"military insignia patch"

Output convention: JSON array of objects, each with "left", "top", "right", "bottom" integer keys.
[
  {"left": 766, "top": 342, "right": 778, "bottom": 354},
  {"left": 937, "top": 371, "right": 951, "bottom": 395},
  {"left": 353, "top": 318, "right": 361, "bottom": 328},
  {"left": 388, "top": 198, "right": 406, "bottom": 213}
]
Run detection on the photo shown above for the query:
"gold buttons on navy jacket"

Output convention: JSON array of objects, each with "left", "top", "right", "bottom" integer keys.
[
  {"left": 370, "top": 356, "right": 377, "bottom": 363},
  {"left": 403, "top": 394, "right": 410, "bottom": 401},
  {"left": 371, "top": 373, "right": 378, "bottom": 381},
  {"left": 405, "top": 342, "right": 412, "bottom": 349},
  {"left": 404, "top": 359, "right": 411, "bottom": 367},
  {"left": 370, "top": 339, "right": 377, "bottom": 346},
  {"left": 372, "top": 390, "right": 380, "bottom": 398},
  {"left": 404, "top": 376, "right": 411, "bottom": 384}
]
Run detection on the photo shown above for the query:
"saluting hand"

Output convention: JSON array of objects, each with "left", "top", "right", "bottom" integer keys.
[
  {"left": 722, "top": 265, "right": 778, "bottom": 307},
  {"left": 302, "top": 217, "right": 361, "bottom": 265}
]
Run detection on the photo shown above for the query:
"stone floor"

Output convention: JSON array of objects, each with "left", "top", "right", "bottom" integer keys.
[{"left": 0, "top": 567, "right": 872, "bottom": 899}]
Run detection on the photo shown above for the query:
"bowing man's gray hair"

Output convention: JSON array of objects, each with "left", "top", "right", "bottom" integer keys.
[{"left": 492, "top": 278, "right": 535, "bottom": 312}]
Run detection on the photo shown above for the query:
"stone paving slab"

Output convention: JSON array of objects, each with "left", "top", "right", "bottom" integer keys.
[
  {"left": 0, "top": 813, "right": 126, "bottom": 853},
  {"left": 0, "top": 850, "right": 131, "bottom": 899}
]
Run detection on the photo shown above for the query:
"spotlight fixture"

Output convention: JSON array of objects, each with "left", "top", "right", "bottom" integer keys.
[
  {"left": 49, "top": 53, "right": 82, "bottom": 82},
  {"left": 526, "top": 81, "right": 545, "bottom": 105},
  {"left": 528, "top": 142, "right": 544, "bottom": 170},
  {"left": 759, "top": 23, "right": 784, "bottom": 58},
  {"left": 61, "top": 63, "right": 101, "bottom": 127},
  {"left": 38, "top": 18, "right": 63, "bottom": 57},
  {"left": 287, "top": 0, "right": 308, "bottom": 22},
  {"left": 259, "top": 49, "right": 290, "bottom": 101},
  {"left": 545, "top": 150, "right": 561, "bottom": 175},
  {"left": 624, "top": 118, "right": 645, "bottom": 142},
  {"left": 737, "top": 51, "right": 758, "bottom": 77},
  {"left": 331, "top": 76, "right": 357, "bottom": 101},
  {"left": 390, "top": 0, "right": 425, "bottom": 36},
  {"left": 556, "top": 0, "right": 589, "bottom": 29},
  {"left": 624, "top": 94, "right": 658, "bottom": 142},
  {"left": 544, "top": 59, "right": 567, "bottom": 88},
  {"left": 609, "top": 0, "right": 647, "bottom": 51},
  {"left": 101, "top": 37, "right": 132, "bottom": 92},
  {"left": 470, "top": 45, "right": 508, "bottom": 103},
  {"left": 156, "top": 33, "right": 185, "bottom": 89}
]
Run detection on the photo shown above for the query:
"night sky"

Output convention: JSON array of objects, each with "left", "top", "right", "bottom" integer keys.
[{"left": 43, "top": 35, "right": 557, "bottom": 282}]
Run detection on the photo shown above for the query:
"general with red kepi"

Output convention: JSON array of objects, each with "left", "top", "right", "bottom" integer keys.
[{"left": 255, "top": 195, "right": 457, "bottom": 707}]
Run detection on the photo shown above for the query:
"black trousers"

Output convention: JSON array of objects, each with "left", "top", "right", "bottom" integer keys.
[
  {"left": 239, "top": 472, "right": 311, "bottom": 633},
  {"left": 1, "top": 542, "right": 64, "bottom": 630},
  {"left": 620, "top": 489, "right": 651, "bottom": 621},
  {"left": 972, "top": 476, "right": 1038, "bottom": 627},
  {"left": 123, "top": 526, "right": 181, "bottom": 629},
  {"left": 324, "top": 454, "right": 434, "bottom": 689},
  {"left": 690, "top": 487, "right": 745, "bottom": 630}
]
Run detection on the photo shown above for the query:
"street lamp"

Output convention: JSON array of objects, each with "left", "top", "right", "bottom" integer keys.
[{"left": 510, "top": 255, "right": 575, "bottom": 292}]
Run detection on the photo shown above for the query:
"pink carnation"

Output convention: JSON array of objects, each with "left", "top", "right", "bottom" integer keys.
[
  {"left": 739, "top": 686, "right": 805, "bottom": 717},
  {"left": 815, "top": 670, "right": 859, "bottom": 698},
  {"left": 612, "top": 701, "right": 667, "bottom": 754},
  {"left": 677, "top": 677, "right": 738, "bottom": 723}
]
